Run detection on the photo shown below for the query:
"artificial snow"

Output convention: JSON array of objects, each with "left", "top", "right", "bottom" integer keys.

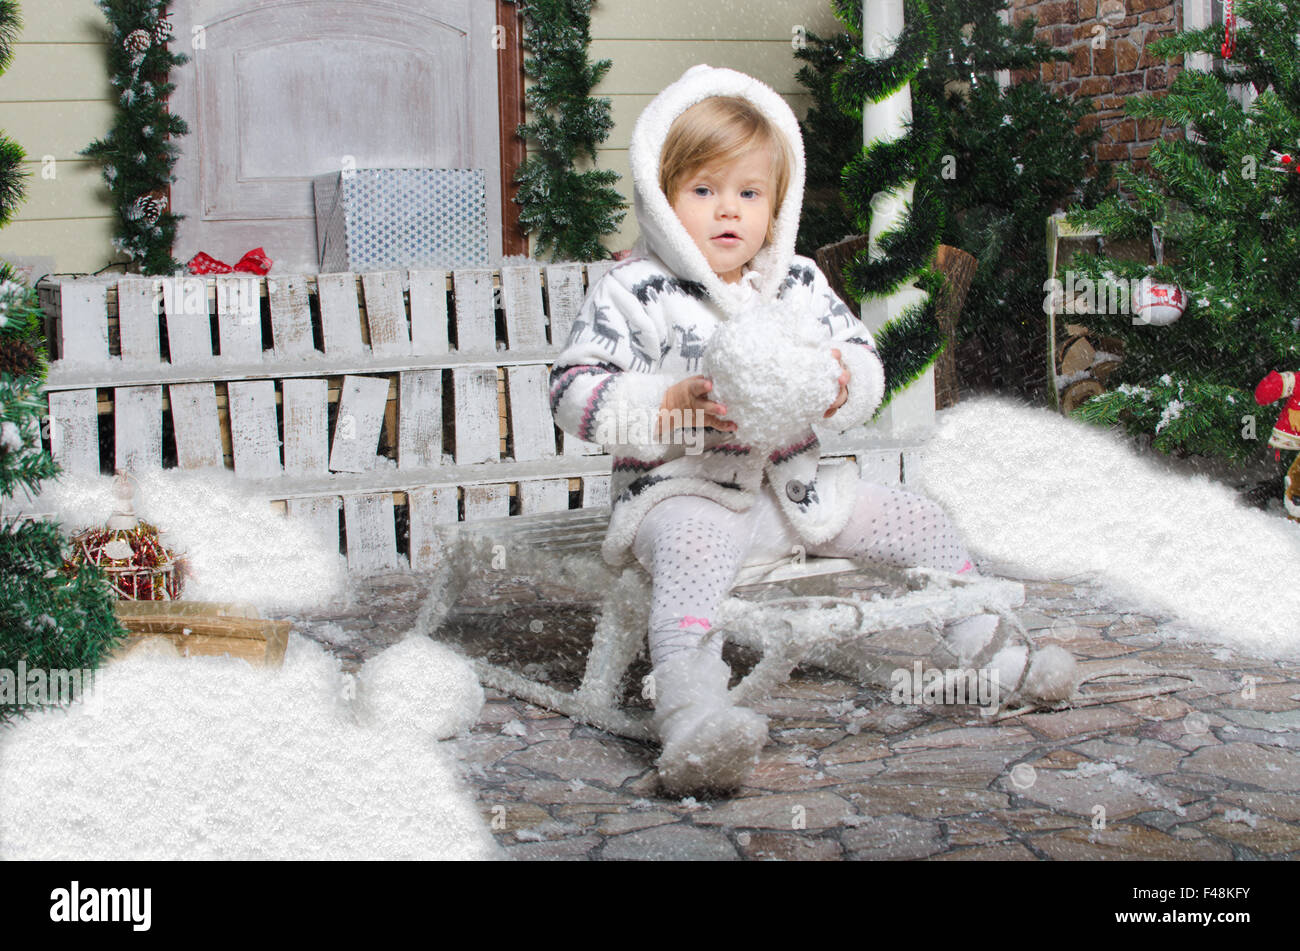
[
  {"left": 704, "top": 302, "right": 841, "bottom": 448},
  {"left": 0, "top": 634, "right": 498, "bottom": 860},
  {"left": 32, "top": 468, "right": 347, "bottom": 614},
  {"left": 355, "top": 636, "right": 484, "bottom": 741},
  {"left": 915, "top": 397, "right": 1300, "bottom": 659}
]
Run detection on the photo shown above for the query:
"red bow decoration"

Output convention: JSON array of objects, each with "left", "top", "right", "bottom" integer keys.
[{"left": 187, "top": 247, "right": 273, "bottom": 276}]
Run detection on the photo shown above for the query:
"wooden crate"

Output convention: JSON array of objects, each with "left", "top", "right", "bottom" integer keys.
[{"left": 112, "top": 600, "right": 291, "bottom": 666}]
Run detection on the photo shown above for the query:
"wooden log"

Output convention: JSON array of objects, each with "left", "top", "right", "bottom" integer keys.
[
  {"left": 1061, "top": 379, "right": 1104, "bottom": 413},
  {"left": 932, "top": 244, "right": 977, "bottom": 410}
]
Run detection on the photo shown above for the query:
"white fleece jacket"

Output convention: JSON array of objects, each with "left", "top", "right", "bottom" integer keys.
[{"left": 548, "top": 65, "right": 887, "bottom": 565}]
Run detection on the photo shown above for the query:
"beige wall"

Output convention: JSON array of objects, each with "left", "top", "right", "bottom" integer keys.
[
  {"left": 588, "top": 0, "right": 842, "bottom": 254},
  {"left": 0, "top": 0, "right": 842, "bottom": 274},
  {"left": 0, "top": 0, "right": 115, "bottom": 277}
]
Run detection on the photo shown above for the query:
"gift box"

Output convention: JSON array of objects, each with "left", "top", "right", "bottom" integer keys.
[{"left": 312, "top": 167, "right": 490, "bottom": 272}]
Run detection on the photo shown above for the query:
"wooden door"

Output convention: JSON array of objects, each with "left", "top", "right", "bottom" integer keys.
[{"left": 169, "top": 0, "right": 502, "bottom": 271}]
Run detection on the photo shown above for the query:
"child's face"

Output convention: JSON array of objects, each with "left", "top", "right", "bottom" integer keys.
[{"left": 669, "top": 150, "right": 774, "bottom": 284}]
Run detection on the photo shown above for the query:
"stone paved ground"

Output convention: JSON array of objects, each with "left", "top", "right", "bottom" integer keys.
[{"left": 284, "top": 563, "right": 1300, "bottom": 861}]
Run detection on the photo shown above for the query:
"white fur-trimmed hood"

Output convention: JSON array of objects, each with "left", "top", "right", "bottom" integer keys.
[{"left": 628, "top": 64, "right": 806, "bottom": 317}]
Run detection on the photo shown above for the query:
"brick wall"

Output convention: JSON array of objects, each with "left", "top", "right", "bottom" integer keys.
[{"left": 1010, "top": 0, "right": 1186, "bottom": 171}]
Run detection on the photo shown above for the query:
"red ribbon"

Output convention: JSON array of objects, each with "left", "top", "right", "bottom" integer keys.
[
  {"left": 187, "top": 247, "right": 273, "bottom": 276},
  {"left": 1222, "top": 0, "right": 1236, "bottom": 58}
]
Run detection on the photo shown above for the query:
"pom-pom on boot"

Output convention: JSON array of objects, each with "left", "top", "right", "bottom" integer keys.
[
  {"left": 937, "top": 613, "right": 1078, "bottom": 708},
  {"left": 650, "top": 648, "right": 768, "bottom": 796}
]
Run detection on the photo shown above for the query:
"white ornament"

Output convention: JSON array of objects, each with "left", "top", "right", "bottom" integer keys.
[
  {"left": 1134, "top": 277, "right": 1186, "bottom": 326},
  {"left": 702, "top": 301, "right": 841, "bottom": 449}
]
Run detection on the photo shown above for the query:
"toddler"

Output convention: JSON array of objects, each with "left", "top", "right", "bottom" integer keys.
[{"left": 550, "top": 65, "right": 1062, "bottom": 795}]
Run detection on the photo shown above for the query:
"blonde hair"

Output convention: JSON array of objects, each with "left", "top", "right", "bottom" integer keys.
[{"left": 659, "top": 96, "right": 793, "bottom": 244}]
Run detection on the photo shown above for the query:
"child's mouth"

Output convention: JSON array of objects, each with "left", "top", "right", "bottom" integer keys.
[{"left": 713, "top": 232, "right": 741, "bottom": 244}]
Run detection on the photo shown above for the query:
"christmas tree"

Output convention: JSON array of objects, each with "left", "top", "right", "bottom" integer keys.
[
  {"left": 796, "top": 0, "right": 1101, "bottom": 398},
  {"left": 1, "top": 1, "right": 125, "bottom": 721},
  {"left": 0, "top": 280, "right": 127, "bottom": 725},
  {"left": 0, "top": 1, "right": 28, "bottom": 231},
  {"left": 1067, "top": 0, "right": 1300, "bottom": 464},
  {"left": 508, "top": 0, "right": 627, "bottom": 261}
]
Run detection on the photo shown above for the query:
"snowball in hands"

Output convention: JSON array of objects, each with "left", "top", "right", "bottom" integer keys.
[{"left": 703, "top": 303, "right": 841, "bottom": 447}]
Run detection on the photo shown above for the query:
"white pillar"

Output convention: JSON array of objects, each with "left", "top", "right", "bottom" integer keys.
[{"left": 860, "top": 0, "right": 935, "bottom": 438}]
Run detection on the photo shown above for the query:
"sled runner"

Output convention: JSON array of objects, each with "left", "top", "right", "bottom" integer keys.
[{"left": 418, "top": 510, "right": 1032, "bottom": 741}]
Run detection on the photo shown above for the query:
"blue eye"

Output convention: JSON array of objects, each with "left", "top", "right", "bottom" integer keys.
[
  {"left": 741, "top": 189, "right": 759, "bottom": 199},
  {"left": 693, "top": 186, "right": 711, "bottom": 197}
]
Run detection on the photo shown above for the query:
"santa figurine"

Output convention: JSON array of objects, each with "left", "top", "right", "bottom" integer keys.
[{"left": 1253, "top": 370, "right": 1300, "bottom": 520}]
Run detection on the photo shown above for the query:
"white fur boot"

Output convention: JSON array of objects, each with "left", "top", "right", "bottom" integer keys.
[
  {"left": 939, "top": 613, "right": 1078, "bottom": 706},
  {"left": 650, "top": 648, "right": 768, "bottom": 796}
]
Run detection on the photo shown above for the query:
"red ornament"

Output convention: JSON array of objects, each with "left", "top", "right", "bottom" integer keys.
[{"left": 1222, "top": 0, "right": 1237, "bottom": 58}]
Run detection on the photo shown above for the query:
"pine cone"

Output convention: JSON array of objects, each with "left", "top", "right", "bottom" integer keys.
[{"left": 0, "top": 338, "right": 39, "bottom": 379}]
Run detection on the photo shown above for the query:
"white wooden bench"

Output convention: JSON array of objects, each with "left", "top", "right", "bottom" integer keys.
[{"left": 30, "top": 264, "right": 933, "bottom": 574}]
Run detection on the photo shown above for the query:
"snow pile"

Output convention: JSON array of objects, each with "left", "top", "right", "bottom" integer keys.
[
  {"left": 704, "top": 302, "right": 840, "bottom": 448},
  {"left": 0, "top": 635, "right": 498, "bottom": 860},
  {"left": 915, "top": 397, "right": 1300, "bottom": 658},
  {"left": 36, "top": 469, "right": 348, "bottom": 614},
  {"left": 356, "top": 636, "right": 484, "bottom": 739}
]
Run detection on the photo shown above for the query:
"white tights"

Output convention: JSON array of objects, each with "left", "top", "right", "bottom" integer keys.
[{"left": 632, "top": 479, "right": 974, "bottom": 668}]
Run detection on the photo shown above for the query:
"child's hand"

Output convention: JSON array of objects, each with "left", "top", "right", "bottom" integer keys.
[
  {"left": 824, "top": 349, "right": 850, "bottom": 418},
  {"left": 658, "top": 376, "right": 738, "bottom": 436}
]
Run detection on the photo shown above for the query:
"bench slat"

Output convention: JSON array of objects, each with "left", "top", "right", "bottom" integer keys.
[
  {"left": 582, "top": 473, "right": 610, "bottom": 509},
  {"left": 464, "top": 483, "right": 509, "bottom": 521},
  {"left": 329, "top": 374, "right": 389, "bottom": 473},
  {"left": 453, "top": 269, "right": 495, "bottom": 354},
  {"left": 407, "top": 486, "right": 458, "bottom": 571},
  {"left": 228, "top": 379, "right": 282, "bottom": 479},
  {"left": 161, "top": 278, "right": 213, "bottom": 365},
  {"left": 507, "top": 365, "right": 556, "bottom": 461},
  {"left": 117, "top": 278, "right": 159, "bottom": 363},
  {"left": 544, "top": 263, "right": 585, "bottom": 348},
  {"left": 114, "top": 385, "right": 162, "bottom": 473},
  {"left": 397, "top": 370, "right": 442, "bottom": 470},
  {"left": 47, "top": 389, "right": 100, "bottom": 476},
  {"left": 286, "top": 495, "right": 340, "bottom": 554},
  {"left": 59, "top": 282, "right": 109, "bottom": 364},
  {"left": 408, "top": 269, "right": 450, "bottom": 355},
  {"left": 362, "top": 271, "right": 410, "bottom": 356},
  {"left": 216, "top": 276, "right": 262, "bottom": 363},
  {"left": 282, "top": 378, "right": 329, "bottom": 476},
  {"left": 343, "top": 493, "right": 398, "bottom": 572},
  {"left": 501, "top": 265, "right": 547, "bottom": 350},
  {"left": 169, "top": 382, "right": 224, "bottom": 470},
  {"left": 519, "top": 478, "right": 570, "bottom": 514},
  {"left": 317, "top": 272, "right": 365, "bottom": 356},
  {"left": 268, "top": 275, "right": 315, "bottom": 358},
  {"left": 452, "top": 366, "right": 499, "bottom": 465}
]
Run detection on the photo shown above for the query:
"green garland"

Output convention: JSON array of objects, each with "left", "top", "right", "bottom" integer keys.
[
  {"left": 507, "top": 0, "right": 626, "bottom": 261},
  {"left": 828, "top": 0, "right": 945, "bottom": 408},
  {"left": 79, "top": 1, "right": 188, "bottom": 275}
]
